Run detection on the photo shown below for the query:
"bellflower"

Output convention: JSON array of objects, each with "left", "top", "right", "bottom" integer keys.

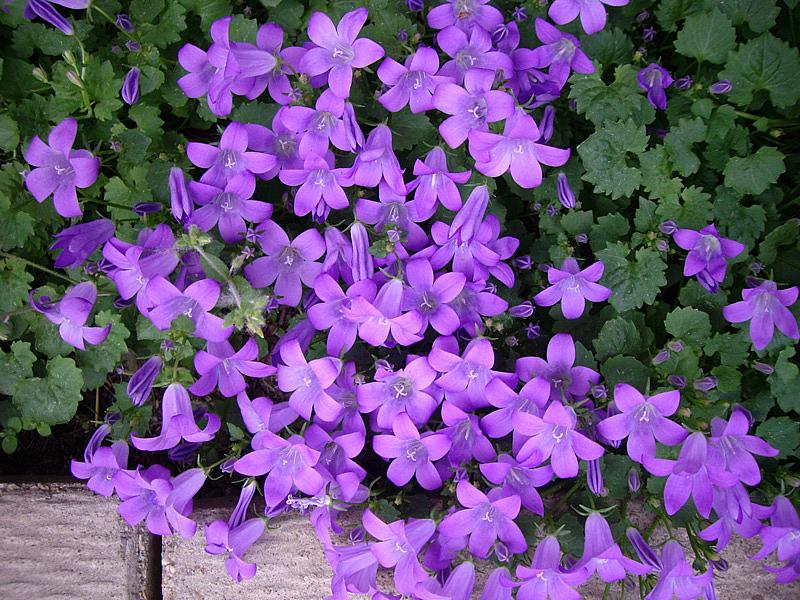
[
  {"left": 248, "top": 23, "right": 305, "bottom": 105},
  {"left": 637, "top": 63, "right": 673, "bottom": 110},
  {"left": 699, "top": 483, "right": 773, "bottom": 551},
  {"left": 647, "top": 540, "right": 713, "bottom": 600},
  {"left": 70, "top": 424, "right": 128, "bottom": 497},
  {"left": 513, "top": 536, "right": 587, "bottom": 599},
  {"left": 427, "top": 0, "right": 503, "bottom": 33},
  {"left": 373, "top": 414, "right": 451, "bottom": 490},
  {"left": 50, "top": 218, "right": 115, "bottom": 269},
  {"left": 114, "top": 466, "right": 206, "bottom": 538},
  {"left": 481, "top": 377, "right": 549, "bottom": 439},
  {"left": 121, "top": 67, "right": 141, "bottom": 105},
  {"left": 146, "top": 277, "right": 233, "bottom": 342},
  {"left": 305, "top": 424, "right": 367, "bottom": 498},
  {"left": 279, "top": 153, "right": 353, "bottom": 218},
  {"left": 406, "top": 146, "right": 471, "bottom": 220},
  {"left": 30, "top": 282, "right": 111, "bottom": 350},
  {"left": 753, "top": 496, "right": 800, "bottom": 583},
  {"left": 433, "top": 69, "right": 515, "bottom": 149},
  {"left": 127, "top": 356, "right": 162, "bottom": 406},
  {"left": 308, "top": 275, "right": 377, "bottom": 356},
  {"left": 516, "top": 333, "right": 600, "bottom": 403},
  {"left": 557, "top": 172, "right": 576, "bottom": 208},
  {"left": 626, "top": 527, "right": 662, "bottom": 570},
  {"left": 449, "top": 280, "right": 509, "bottom": 335},
  {"left": 479, "top": 454, "right": 553, "bottom": 515},
  {"left": 235, "top": 432, "right": 324, "bottom": 506},
  {"left": 349, "top": 221, "right": 374, "bottom": 283},
  {"left": 436, "top": 25, "right": 513, "bottom": 83},
  {"left": 131, "top": 383, "right": 220, "bottom": 451},
  {"left": 355, "top": 183, "right": 427, "bottom": 250},
  {"left": 549, "top": 0, "right": 630, "bottom": 35},
  {"left": 468, "top": 107, "right": 570, "bottom": 188},
  {"left": 597, "top": 383, "right": 687, "bottom": 462},
  {"left": 514, "top": 402, "right": 605, "bottom": 477},
  {"left": 709, "top": 407, "right": 778, "bottom": 486},
  {"left": 519, "top": 19, "right": 594, "bottom": 87},
  {"left": 189, "top": 174, "right": 273, "bottom": 242},
  {"left": 281, "top": 90, "right": 352, "bottom": 156},
  {"left": 349, "top": 124, "right": 406, "bottom": 195},
  {"left": 574, "top": 513, "right": 652, "bottom": 582},
  {"left": 299, "top": 8, "right": 385, "bottom": 98},
  {"left": 276, "top": 339, "right": 342, "bottom": 421},
  {"left": 24, "top": 117, "right": 100, "bottom": 217},
  {"left": 357, "top": 356, "right": 438, "bottom": 429},
  {"left": 400, "top": 258, "right": 466, "bottom": 335},
  {"left": 244, "top": 220, "right": 325, "bottom": 306},
  {"left": 204, "top": 481, "right": 265, "bottom": 582},
  {"left": 438, "top": 480, "right": 526, "bottom": 559},
  {"left": 363, "top": 509, "right": 434, "bottom": 595},
  {"left": 722, "top": 280, "right": 799, "bottom": 350},
  {"left": 423, "top": 561, "right": 475, "bottom": 600},
  {"left": 441, "top": 401, "right": 496, "bottom": 466},
  {"left": 190, "top": 338, "right": 276, "bottom": 398},
  {"left": 24, "top": 0, "right": 88, "bottom": 35},
  {"left": 673, "top": 224, "right": 744, "bottom": 292},
  {"left": 169, "top": 167, "right": 193, "bottom": 224},
  {"left": 245, "top": 114, "right": 303, "bottom": 180},
  {"left": 533, "top": 257, "right": 612, "bottom": 319},
  {"left": 377, "top": 47, "right": 451, "bottom": 114},
  {"left": 187, "top": 121, "right": 275, "bottom": 188}
]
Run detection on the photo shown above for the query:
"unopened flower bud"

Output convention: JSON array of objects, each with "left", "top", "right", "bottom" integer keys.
[
  {"left": 510, "top": 301, "right": 534, "bottom": 318},
  {"left": 513, "top": 255, "right": 533, "bottom": 270},
  {"left": 652, "top": 349, "right": 671, "bottom": 365},
  {"left": 655, "top": 238, "right": 670, "bottom": 252},
  {"left": 66, "top": 71, "right": 83, "bottom": 88},
  {"left": 693, "top": 376, "right": 718, "bottom": 392},
  {"left": 627, "top": 468, "right": 641, "bottom": 492},
  {"left": 526, "top": 323, "right": 540, "bottom": 339},
  {"left": 668, "top": 375, "right": 687, "bottom": 388},
  {"left": 32, "top": 67, "right": 48, "bottom": 82},
  {"left": 753, "top": 362, "right": 774, "bottom": 375},
  {"left": 115, "top": 13, "right": 134, "bottom": 32},
  {"left": 659, "top": 220, "right": 677, "bottom": 235},
  {"left": 587, "top": 459, "right": 605, "bottom": 496},
  {"left": 709, "top": 80, "right": 732, "bottom": 94},
  {"left": 667, "top": 340, "right": 684, "bottom": 353},
  {"left": 575, "top": 233, "right": 588, "bottom": 244},
  {"left": 494, "top": 541, "right": 510, "bottom": 562}
]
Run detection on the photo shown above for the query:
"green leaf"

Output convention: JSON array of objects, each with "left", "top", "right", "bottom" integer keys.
[
  {"left": 665, "top": 307, "right": 712, "bottom": 345},
  {"left": 656, "top": 0, "right": 712, "bottom": 30},
  {"left": 756, "top": 417, "right": 800, "bottom": 457},
  {"left": 654, "top": 186, "right": 713, "bottom": 229},
  {"left": 0, "top": 165, "right": 35, "bottom": 251},
  {"left": 580, "top": 28, "right": 633, "bottom": 70},
  {"left": 83, "top": 58, "right": 123, "bottom": 121},
  {"left": 664, "top": 117, "right": 707, "bottom": 177},
  {"left": 758, "top": 222, "right": 798, "bottom": 265},
  {"left": 131, "top": 0, "right": 165, "bottom": 21},
  {"left": 639, "top": 147, "right": 682, "bottom": 202},
  {"left": 142, "top": 2, "right": 188, "bottom": 48},
  {"left": 129, "top": 104, "right": 164, "bottom": 139},
  {"left": 704, "top": 332, "right": 751, "bottom": 367},
  {"left": 0, "top": 341, "right": 36, "bottom": 395},
  {"left": 569, "top": 66, "right": 655, "bottom": 127},
  {"left": 593, "top": 317, "right": 642, "bottom": 361},
  {"left": 0, "top": 258, "right": 33, "bottom": 313},
  {"left": 634, "top": 197, "right": 659, "bottom": 233},
  {"left": 11, "top": 356, "right": 83, "bottom": 426},
  {"left": 76, "top": 311, "right": 130, "bottom": 390},
  {"left": 712, "top": 365, "right": 742, "bottom": 393},
  {"left": 718, "top": 0, "right": 780, "bottom": 33},
  {"left": 231, "top": 101, "right": 280, "bottom": 127},
  {"left": 578, "top": 119, "right": 647, "bottom": 200},
  {"left": 770, "top": 348, "right": 800, "bottom": 413},
  {"left": 363, "top": 13, "right": 415, "bottom": 58},
  {"left": 561, "top": 210, "right": 594, "bottom": 235},
  {"left": 720, "top": 34, "right": 800, "bottom": 109},
  {"left": 723, "top": 146, "right": 785, "bottom": 196},
  {"left": 0, "top": 114, "right": 19, "bottom": 152},
  {"left": 713, "top": 187, "right": 766, "bottom": 250},
  {"left": 675, "top": 8, "right": 736, "bottom": 64},
  {"left": 597, "top": 243, "right": 667, "bottom": 312},
  {"left": 589, "top": 213, "right": 630, "bottom": 252},
  {"left": 269, "top": 0, "right": 304, "bottom": 32},
  {"left": 601, "top": 356, "right": 651, "bottom": 392},
  {"left": 389, "top": 110, "right": 437, "bottom": 151}
]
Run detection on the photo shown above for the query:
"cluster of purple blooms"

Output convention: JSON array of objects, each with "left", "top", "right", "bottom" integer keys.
[{"left": 21, "top": 0, "right": 800, "bottom": 598}]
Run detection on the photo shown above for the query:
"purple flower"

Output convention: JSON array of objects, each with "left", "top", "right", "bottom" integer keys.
[
  {"left": 234, "top": 432, "right": 324, "bottom": 506},
  {"left": 433, "top": 69, "right": 515, "bottom": 149},
  {"left": 549, "top": 0, "right": 630, "bottom": 35},
  {"left": 710, "top": 80, "right": 732, "bottom": 94},
  {"left": 674, "top": 75, "right": 693, "bottom": 90},
  {"left": 406, "top": 0, "right": 424, "bottom": 12},
  {"left": 436, "top": 25, "right": 513, "bottom": 83},
  {"left": 23, "top": 118, "right": 100, "bottom": 217},
  {"left": 373, "top": 414, "right": 451, "bottom": 490},
  {"left": 637, "top": 63, "right": 673, "bottom": 110},
  {"left": 521, "top": 19, "right": 594, "bottom": 88},
  {"left": 169, "top": 167, "right": 192, "bottom": 224},
  {"left": 427, "top": 0, "right": 504, "bottom": 33},
  {"left": 597, "top": 384, "right": 687, "bottom": 463},
  {"left": 281, "top": 90, "right": 353, "bottom": 156},
  {"left": 438, "top": 480, "right": 526, "bottom": 559},
  {"left": 204, "top": 481, "right": 265, "bottom": 582},
  {"left": 377, "top": 47, "right": 451, "bottom": 113},
  {"left": 722, "top": 280, "right": 799, "bottom": 350},
  {"left": 533, "top": 257, "right": 612, "bottom": 319},
  {"left": 647, "top": 540, "right": 713, "bottom": 599},
  {"left": 626, "top": 528, "right": 662, "bottom": 570},
  {"left": 133, "top": 202, "right": 162, "bottom": 215},
  {"left": 406, "top": 146, "right": 471, "bottom": 220},
  {"left": 189, "top": 175, "right": 273, "bottom": 242},
  {"left": 363, "top": 509, "right": 434, "bottom": 595},
  {"left": 481, "top": 377, "right": 548, "bottom": 439},
  {"left": 349, "top": 221, "right": 374, "bottom": 282},
  {"left": 753, "top": 496, "right": 800, "bottom": 584},
  {"left": 244, "top": 220, "right": 325, "bottom": 306},
  {"left": 349, "top": 124, "right": 406, "bottom": 195},
  {"left": 146, "top": 277, "right": 233, "bottom": 342},
  {"left": 131, "top": 383, "right": 220, "bottom": 451},
  {"left": 50, "top": 218, "right": 114, "bottom": 269},
  {"left": 31, "top": 282, "right": 111, "bottom": 350},
  {"left": 513, "top": 536, "right": 588, "bottom": 598},
  {"left": 357, "top": 356, "right": 438, "bottom": 429},
  {"left": 709, "top": 407, "right": 778, "bottom": 486},
  {"left": 574, "top": 513, "right": 652, "bottom": 582},
  {"left": 401, "top": 258, "right": 466, "bottom": 336},
  {"left": 190, "top": 338, "right": 276, "bottom": 398},
  {"left": 308, "top": 275, "right": 376, "bottom": 355},
  {"left": 114, "top": 466, "right": 205, "bottom": 537},
  {"left": 115, "top": 13, "right": 133, "bottom": 32},
  {"left": 628, "top": 468, "right": 641, "bottom": 492},
  {"left": 514, "top": 402, "right": 605, "bottom": 478},
  {"left": 587, "top": 458, "right": 604, "bottom": 495},
  {"left": 479, "top": 454, "right": 553, "bottom": 515},
  {"left": 279, "top": 154, "right": 353, "bottom": 218},
  {"left": 24, "top": 0, "right": 88, "bottom": 35},
  {"left": 468, "top": 107, "right": 570, "bottom": 188},
  {"left": 344, "top": 278, "right": 424, "bottom": 348},
  {"left": 515, "top": 333, "right": 599, "bottom": 402},
  {"left": 187, "top": 122, "right": 275, "bottom": 188},
  {"left": 127, "top": 356, "right": 162, "bottom": 406},
  {"left": 512, "top": 6, "right": 527, "bottom": 21},
  {"left": 70, "top": 424, "right": 128, "bottom": 497},
  {"left": 557, "top": 172, "right": 576, "bottom": 208},
  {"left": 673, "top": 224, "right": 744, "bottom": 293},
  {"left": 276, "top": 339, "right": 342, "bottom": 421},
  {"left": 429, "top": 336, "right": 508, "bottom": 409},
  {"left": 299, "top": 8, "right": 385, "bottom": 98},
  {"left": 121, "top": 67, "right": 141, "bottom": 105}
]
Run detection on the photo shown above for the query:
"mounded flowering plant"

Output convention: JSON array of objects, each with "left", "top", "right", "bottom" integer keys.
[{"left": 2, "top": 0, "right": 800, "bottom": 598}]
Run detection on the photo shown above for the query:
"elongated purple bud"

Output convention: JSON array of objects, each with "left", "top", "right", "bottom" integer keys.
[
  {"left": 133, "top": 202, "right": 163, "bottom": 215},
  {"left": 659, "top": 220, "right": 677, "bottom": 235},
  {"left": 693, "top": 376, "right": 718, "bottom": 392},
  {"left": 121, "top": 67, "right": 141, "bottom": 105},
  {"left": 512, "top": 255, "right": 533, "bottom": 270},
  {"left": 24, "top": 0, "right": 73, "bottom": 35},
  {"left": 709, "top": 80, "right": 732, "bottom": 95},
  {"left": 652, "top": 349, "right": 670, "bottom": 365},
  {"left": 450, "top": 185, "right": 489, "bottom": 241},
  {"left": 754, "top": 362, "right": 774, "bottom": 375},
  {"left": 349, "top": 526, "right": 366, "bottom": 543},
  {"left": 115, "top": 13, "right": 134, "bottom": 33},
  {"left": 627, "top": 468, "right": 641, "bottom": 492},
  {"left": 350, "top": 222, "right": 374, "bottom": 282},
  {"left": 674, "top": 75, "right": 693, "bottom": 90},
  {"left": 405, "top": 0, "right": 424, "bottom": 13},
  {"left": 626, "top": 528, "right": 662, "bottom": 570},
  {"left": 587, "top": 459, "right": 604, "bottom": 496},
  {"left": 169, "top": 167, "right": 192, "bottom": 224},
  {"left": 126, "top": 356, "right": 162, "bottom": 406},
  {"left": 510, "top": 301, "right": 534, "bottom": 318},
  {"left": 667, "top": 340, "right": 684, "bottom": 353},
  {"left": 229, "top": 481, "right": 258, "bottom": 529},
  {"left": 668, "top": 374, "right": 687, "bottom": 388},
  {"left": 343, "top": 102, "right": 365, "bottom": 152},
  {"left": 538, "top": 106, "right": 555, "bottom": 143},
  {"left": 557, "top": 172, "right": 575, "bottom": 209},
  {"left": 494, "top": 541, "right": 510, "bottom": 562},
  {"left": 591, "top": 384, "right": 607, "bottom": 399}
]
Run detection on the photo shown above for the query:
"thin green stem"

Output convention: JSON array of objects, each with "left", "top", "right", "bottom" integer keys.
[{"left": 0, "top": 251, "right": 75, "bottom": 284}]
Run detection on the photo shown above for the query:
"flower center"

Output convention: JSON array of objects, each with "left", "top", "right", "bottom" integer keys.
[
  {"left": 405, "top": 440, "right": 426, "bottom": 462},
  {"left": 280, "top": 247, "right": 300, "bottom": 269},
  {"left": 552, "top": 425, "right": 567, "bottom": 443},
  {"left": 313, "top": 111, "right": 335, "bottom": 133},
  {"left": 456, "top": 50, "right": 477, "bottom": 70},
  {"left": 455, "top": 0, "right": 475, "bottom": 19},
  {"left": 220, "top": 149, "right": 238, "bottom": 171},
  {"left": 419, "top": 291, "right": 437, "bottom": 312},
  {"left": 218, "top": 192, "right": 237, "bottom": 212},
  {"left": 275, "top": 135, "right": 296, "bottom": 156},
  {"left": 409, "top": 71, "right": 426, "bottom": 90},
  {"left": 467, "top": 99, "right": 488, "bottom": 122},
  {"left": 392, "top": 378, "right": 412, "bottom": 399},
  {"left": 331, "top": 42, "right": 355, "bottom": 65},
  {"left": 312, "top": 169, "right": 329, "bottom": 186},
  {"left": 553, "top": 38, "right": 576, "bottom": 61}
]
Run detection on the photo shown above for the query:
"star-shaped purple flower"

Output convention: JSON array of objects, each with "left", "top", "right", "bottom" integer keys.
[
  {"left": 533, "top": 257, "right": 612, "bottom": 319},
  {"left": 276, "top": 339, "right": 342, "bottom": 421},
  {"left": 673, "top": 224, "right": 744, "bottom": 293},
  {"left": 30, "top": 282, "right": 111, "bottom": 350},
  {"left": 406, "top": 146, "right": 471, "bottom": 220},
  {"left": 189, "top": 174, "right": 273, "bottom": 243},
  {"left": 427, "top": 0, "right": 504, "bottom": 33},
  {"left": 637, "top": 63, "right": 673, "bottom": 110},
  {"left": 190, "top": 338, "right": 276, "bottom": 398},
  {"left": 722, "top": 280, "right": 799, "bottom": 351},
  {"left": 187, "top": 121, "right": 275, "bottom": 188},
  {"left": 377, "top": 47, "right": 452, "bottom": 114},
  {"left": 518, "top": 18, "right": 594, "bottom": 87},
  {"left": 146, "top": 277, "right": 233, "bottom": 342},
  {"left": 436, "top": 25, "right": 513, "bottom": 83},
  {"left": 279, "top": 153, "right": 354, "bottom": 219},
  {"left": 401, "top": 258, "right": 466, "bottom": 336},
  {"left": 549, "top": 0, "right": 630, "bottom": 35}
]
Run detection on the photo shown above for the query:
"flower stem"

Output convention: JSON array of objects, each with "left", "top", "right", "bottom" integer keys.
[{"left": 0, "top": 251, "right": 75, "bottom": 284}]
